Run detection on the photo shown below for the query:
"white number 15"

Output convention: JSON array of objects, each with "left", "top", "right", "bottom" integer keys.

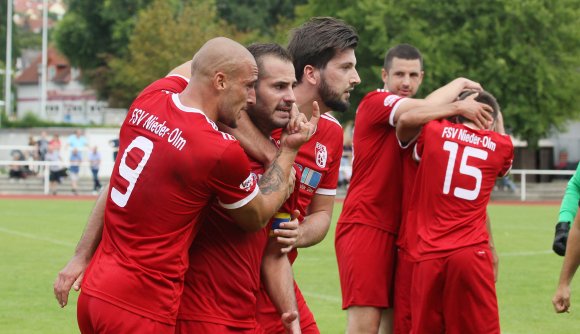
[{"left": 442, "top": 141, "right": 487, "bottom": 201}]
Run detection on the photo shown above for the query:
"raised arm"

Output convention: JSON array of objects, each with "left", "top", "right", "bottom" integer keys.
[
  {"left": 396, "top": 94, "right": 493, "bottom": 144},
  {"left": 227, "top": 104, "right": 320, "bottom": 231},
  {"left": 53, "top": 183, "right": 109, "bottom": 307},
  {"left": 219, "top": 110, "right": 278, "bottom": 166}
]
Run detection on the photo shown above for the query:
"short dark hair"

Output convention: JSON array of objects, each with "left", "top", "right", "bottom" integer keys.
[
  {"left": 247, "top": 43, "right": 293, "bottom": 77},
  {"left": 287, "top": 17, "right": 359, "bottom": 83},
  {"left": 383, "top": 44, "right": 423, "bottom": 71},
  {"left": 457, "top": 90, "right": 500, "bottom": 123}
]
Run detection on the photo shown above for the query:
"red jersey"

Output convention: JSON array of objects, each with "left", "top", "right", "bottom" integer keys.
[
  {"left": 270, "top": 113, "right": 343, "bottom": 263},
  {"left": 397, "top": 148, "right": 420, "bottom": 252},
  {"left": 410, "top": 119, "right": 513, "bottom": 260},
  {"left": 255, "top": 114, "right": 343, "bottom": 329},
  {"left": 338, "top": 89, "right": 407, "bottom": 233},
  {"left": 81, "top": 75, "right": 259, "bottom": 325}
]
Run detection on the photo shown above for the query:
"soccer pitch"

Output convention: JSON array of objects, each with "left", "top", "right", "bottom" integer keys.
[{"left": 0, "top": 198, "right": 579, "bottom": 333}]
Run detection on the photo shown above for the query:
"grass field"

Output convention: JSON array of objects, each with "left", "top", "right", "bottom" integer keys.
[{"left": 0, "top": 198, "right": 579, "bottom": 333}]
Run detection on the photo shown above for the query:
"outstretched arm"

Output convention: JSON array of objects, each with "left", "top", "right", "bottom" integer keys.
[{"left": 53, "top": 183, "right": 109, "bottom": 307}]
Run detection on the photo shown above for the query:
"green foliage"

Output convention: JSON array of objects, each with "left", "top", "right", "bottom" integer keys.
[
  {"left": 216, "top": 0, "right": 307, "bottom": 36},
  {"left": 107, "top": 0, "right": 252, "bottom": 107},
  {"left": 2, "top": 112, "right": 80, "bottom": 128},
  {"left": 292, "top": 0, "right": 580, "bottom": 144}
]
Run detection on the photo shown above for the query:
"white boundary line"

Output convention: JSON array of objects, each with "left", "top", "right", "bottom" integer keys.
[
  {"left": 499, "top": 250, "right": 553, "bottom": 257},
  {"left": 0, "top": 226, "right": 75, "bottom": 247}
]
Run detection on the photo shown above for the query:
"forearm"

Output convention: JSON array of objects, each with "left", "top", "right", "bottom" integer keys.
[
  {"left": 262, "top": 241, "right": 298, "bottom": 318},
  {"left": 559, "top": 166, "right": 580, "bottom": 223},
  {"left": 221, "top": 111, "right": 278, "bottom": 165},
  {"left": 424, "top": 77, "right": 477, "bottom": 105},
  {"left": 74, "top": 183, "right": 108, "bottom": 259},
  {"left": 295, "top": 211, "right": 332, "bottom": 248},
  {"left": 396, "top": 102, "right": 460, "bottom": 143},
  {"left": 558, "top": 218, "right": 580, "bottom": 286}
]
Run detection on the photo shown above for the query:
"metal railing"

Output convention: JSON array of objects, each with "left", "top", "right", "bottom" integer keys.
[
  {"left": 509, "top": 169, "right": 575, "bottom": 201},
  {"left": 0, "top": 160, "right": 114, "bottom": 195}
]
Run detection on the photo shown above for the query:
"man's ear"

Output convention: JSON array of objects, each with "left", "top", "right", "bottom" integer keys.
[
  {"left": 303, "top": 65, "right": 318, "bottom": 86},
  {"left": 214, "top": 72, "right": 227, "bottom": 91},
  {"left": 381, "top": 68, "right": 388, "bottom": 84}
]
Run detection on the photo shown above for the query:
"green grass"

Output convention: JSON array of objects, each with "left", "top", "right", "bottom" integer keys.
[{"left": 0, "top": 199, "right": 579, "bottom": 333}]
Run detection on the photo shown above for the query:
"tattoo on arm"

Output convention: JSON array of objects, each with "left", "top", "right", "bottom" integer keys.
[{"left": 259, "top": 158, "right": 285, "bottom": 195}]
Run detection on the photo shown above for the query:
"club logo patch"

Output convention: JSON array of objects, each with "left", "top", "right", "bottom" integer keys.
[
  {"left": 239, "top": 172, "right": 258, "bottom": 192},
  {"left": 315, "top": 142, "right": 327, "bottom": 168}
]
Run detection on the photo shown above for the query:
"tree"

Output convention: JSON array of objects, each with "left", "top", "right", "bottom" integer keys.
[
  {"left": 216, "top": 0, "right": 307, "bottom": 36},
  {"left": 292, "top": 0, "right": 580, "bottom": 144},
  {"left": 52, "top": 0, "right": 153, "bottom": 99},
  {"left": 107, "top": 0, "right": 250, "bottom": 107}
]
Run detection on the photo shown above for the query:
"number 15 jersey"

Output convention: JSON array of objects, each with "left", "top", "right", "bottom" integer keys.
[
  {"left": 410, "top": 119, "right": 513, "bottom": 260},
  {"left": 81, "top": 75, "right": 258, "bottom": 325}
]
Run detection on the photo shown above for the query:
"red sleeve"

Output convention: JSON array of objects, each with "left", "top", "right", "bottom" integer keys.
[
  {"left": 138, "top": 75, "right": 188, "bottom": 98},
  {"left": 210, "top": 142, "right": 259, "bottom": 209},
  {"left": 361, "top": 91, "right": 406, "bottom": 128}
]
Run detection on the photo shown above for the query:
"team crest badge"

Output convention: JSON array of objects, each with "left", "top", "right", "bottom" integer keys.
[
  {"left": 315, "top": 142, "right": 327, "bottom": 168},
  {"left": 239, "top": 172, "right": 258, "bottom": 192}
]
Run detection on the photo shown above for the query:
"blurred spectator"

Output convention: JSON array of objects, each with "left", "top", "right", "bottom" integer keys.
[
  {"left": 49, "top": 134, "right": 62, "bottom": 151},
  {"left": 67, "top": 129, "right": 88, "bottom": 156},
  {"left": 109, "top": 138, "right": 120, "bottom": 162},
  {"left": 46, "top": 146, "right": 65, "bottom": 195},
  {"left": 500, "top": 175, "right": 517, "bottom": 192},
  {"left": 37, "top": 131, "right": 49, "bottom": 161},
  {"left": 9, "top": 150, "right": 27, "bottom": 181},
  {"left": 88, "top": 146, "right": 102, "bottom": 194},
  {"left": 69, "top": 148, "right": 82, "bottom": 195}
]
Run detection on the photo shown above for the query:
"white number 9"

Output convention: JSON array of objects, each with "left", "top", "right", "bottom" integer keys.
[{"left": 111, "top": 136, "right": 154, "bottom": 207}]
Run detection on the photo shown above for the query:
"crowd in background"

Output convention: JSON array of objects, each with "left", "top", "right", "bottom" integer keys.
[{"left": 6, "top": 129, "right": 116, "bottom": 195}]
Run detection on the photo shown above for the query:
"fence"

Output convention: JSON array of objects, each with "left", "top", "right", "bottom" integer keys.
[{"left": 510, "top": 169, "right": 575, "bottom": 201}]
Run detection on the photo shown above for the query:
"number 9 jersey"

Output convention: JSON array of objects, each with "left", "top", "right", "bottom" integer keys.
[
  {"left": 81, "top": 75, "right": 259, "bottom": 325},
  {"left": 409, "top": 118, "right": 513, "bottom": 260}
]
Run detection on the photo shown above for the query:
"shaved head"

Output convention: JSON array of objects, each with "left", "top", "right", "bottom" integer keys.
[{"left": 191, "top": 37, "right": 256, "bottom": 79}]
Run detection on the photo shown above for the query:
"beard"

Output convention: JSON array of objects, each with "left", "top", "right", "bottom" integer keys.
[{"left": 318, "top": 75, "right": 350, "bottom": 113}]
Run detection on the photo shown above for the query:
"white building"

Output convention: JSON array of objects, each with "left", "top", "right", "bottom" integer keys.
[{"left": 14, "top": 47, "right": 108, "bottom": 125}]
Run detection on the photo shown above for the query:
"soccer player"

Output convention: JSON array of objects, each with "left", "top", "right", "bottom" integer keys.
[
  {"left": 226, "top": 17, "right": 360, "bottom": 333},
  {"left": 53, "top": 37, "right": 317, "bottom": 333},
  {"left": 553, "top": 202, "right": 580, "bottom": 313},
  {"left": 336, "top": 52, "right": 488, "bottom": 332},
  {"left": 176, "top": 42, "right": 304, "bottom": 334},
  {"left": 552, "top": 163, "right": 580, "bottom": 256},
  {"left": 397, "top": 91, "right": 513, "bottom": 334}
]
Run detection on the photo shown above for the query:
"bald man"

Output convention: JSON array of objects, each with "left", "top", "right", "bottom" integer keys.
[{"left": 53, "top": 37, "right": 318, "bottom": 334}]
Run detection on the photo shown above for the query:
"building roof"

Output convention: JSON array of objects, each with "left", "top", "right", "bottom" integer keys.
[{"left": 15, "top": 47, "right": 73, "bottom": 84}]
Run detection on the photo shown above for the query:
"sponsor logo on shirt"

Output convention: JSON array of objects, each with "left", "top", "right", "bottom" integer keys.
[
  {"left": 239, "top": 172, "right": 258, "bottom": 192},
  {"left": 384, "top": 95, "right": 400, "bottom": 107},
  {"left": 315, "top": 142, "right": 327, "bottom": 168}
]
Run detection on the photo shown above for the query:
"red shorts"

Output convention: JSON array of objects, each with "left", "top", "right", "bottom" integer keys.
[
  {"left": 411, "top": 245, "right": 499, "bottom": 334},
  {"left": 256, "top": 281, "right": 319, "bottom": 334},
  {"left": 393, "top": 249, "right": 414, "bottom": 334},
  {"left": 77, "top": 293, "right": 174, "bottom": 334},
  {"left": 175, "top": 320, "right": 265, "bottom": 334},
  {"left": 335, "top": 223, "right": 397, "bottom": 309}
]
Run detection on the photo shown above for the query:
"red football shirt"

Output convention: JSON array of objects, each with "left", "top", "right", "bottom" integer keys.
[
  {"left": 338, "top": 89, "right": 407, "bottom": 233},
  {"left": 397, "top": 148, "right": 420, "bottom": 252},
  {"left": 410, "top": 119, "right": 513, "bottom": 260},
  {"left": 270, "top": 113, "right": 343, "bottom": 263},
  {"left": 81, "top": 75, "right": 259, "bottom": 325}
]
